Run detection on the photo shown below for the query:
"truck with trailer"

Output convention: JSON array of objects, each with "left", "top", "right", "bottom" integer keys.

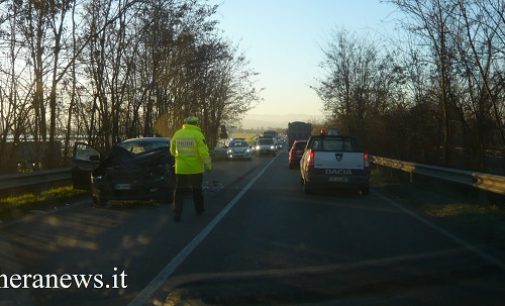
[{"left": 287, "top": 121, "right": 312, "bottom": 148}]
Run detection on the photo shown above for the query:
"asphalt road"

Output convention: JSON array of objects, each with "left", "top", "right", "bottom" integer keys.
[
  {"left": 0, "top": 156, "right": 265, "bottom": 306},
  {"left": 1, "top": 152, "right": 505, "bottom": 306}
]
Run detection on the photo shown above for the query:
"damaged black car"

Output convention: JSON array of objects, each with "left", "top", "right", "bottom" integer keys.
[{"left": 71, "top": 137, "right": 175, "bottom": 207}]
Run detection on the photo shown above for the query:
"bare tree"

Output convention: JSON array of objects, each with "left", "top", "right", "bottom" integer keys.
[
  {"left": 0, "top": 1, "right": 33, "bottom": 172},
  {"left": 391, "top": 0, "right": 459, "bottom": 164},
  {"left": 0, "top": 0, "right": 259, "bottom": 173}
]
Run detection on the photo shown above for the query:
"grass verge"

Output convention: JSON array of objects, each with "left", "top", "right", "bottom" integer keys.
[
  {"left": 0, "top": 185, "right": 87, "bottom": 222},
  {"left": 371, "top": 167, "right": 505, "bottom": 248}
]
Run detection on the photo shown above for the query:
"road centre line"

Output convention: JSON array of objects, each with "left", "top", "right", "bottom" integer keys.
[
  {"left": 372, "top": 191, "right": 505, "bottom": 271},
  {"left": 128, "top": 155, "right": 279, "bottom": 306}
]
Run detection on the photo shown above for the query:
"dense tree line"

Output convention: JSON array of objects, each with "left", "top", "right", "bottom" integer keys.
[
  {"left": 315, "top": 0, "right": 505, "bottom": 171},
  {"left": 0, "top": 0, "right": 260, "bottom": 173}
]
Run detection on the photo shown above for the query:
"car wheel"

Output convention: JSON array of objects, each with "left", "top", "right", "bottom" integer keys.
[
  {"left": 155, "top": 188, "right": 174, "bottom": 205},
  {"left": 160, "top": 190, "right": 174, "bottom": 205}
]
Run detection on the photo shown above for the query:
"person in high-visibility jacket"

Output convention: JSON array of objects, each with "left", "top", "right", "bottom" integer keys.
[{"left": 170, "top": 116, "right": 212, "bottom": 222}]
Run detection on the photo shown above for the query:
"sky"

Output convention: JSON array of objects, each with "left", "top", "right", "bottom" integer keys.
[{"left": 211, "top": 0, "right": 398, "bottom": 128}]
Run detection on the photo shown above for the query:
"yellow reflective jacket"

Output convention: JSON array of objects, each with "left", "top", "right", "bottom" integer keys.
[{"left": 170, "top": 124, "right": 211, "bottom": 174}]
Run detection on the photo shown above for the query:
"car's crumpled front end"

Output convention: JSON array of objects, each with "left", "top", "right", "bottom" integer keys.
[{"left": 91, "top": 146, "right": 174, "bottom": 205}]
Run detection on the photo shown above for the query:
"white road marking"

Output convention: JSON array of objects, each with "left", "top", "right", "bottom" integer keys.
[
  {"left": 372, "top": 191, "right": 505, "bottom": 271},
  {"left": 128, "top": 155, "right": 279, "bottom": 306}
]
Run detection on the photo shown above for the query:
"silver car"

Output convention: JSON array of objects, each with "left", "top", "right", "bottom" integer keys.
[
  {"left": 254, "top": 137, "right": 277, "bottom": 156},
  {"left": 226, "top": 140, "right": 252, "bottom": 160}
]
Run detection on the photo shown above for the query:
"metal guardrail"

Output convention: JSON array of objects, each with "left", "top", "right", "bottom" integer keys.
[
  {"left": 371, "top": 156, "right": 505, "bottom": 195},
  {"left": 2, "top": 157, "right": 505, "bottom": 196},
  {"left": 0, "top": 168, "right": 71, "bottom": 192}
]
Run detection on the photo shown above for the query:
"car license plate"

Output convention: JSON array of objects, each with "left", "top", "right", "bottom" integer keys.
[
  {"left": 115, "top": 184, "right": 131, "bottom": 190},
  {"left": 329, "top": 176, "right": 348, "bottom": 183}
]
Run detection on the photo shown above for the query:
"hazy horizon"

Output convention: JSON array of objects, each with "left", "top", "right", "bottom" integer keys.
[
  {"left": 212, "top": 0, "right": 397, "bottom": 129},
  {"left": 239, "top": 113, "right": 325, "bottom": 129}
]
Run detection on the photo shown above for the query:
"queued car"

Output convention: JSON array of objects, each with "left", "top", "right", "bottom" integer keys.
[
  {"left": 212, "top": 143, "right": 229, "bottom": 160},
  {"left": 226, "top": 139, "right": 252, "bottom": 160},
  {"left": 288, "top": 140, "right": 307, "bottom": 169},
  {"left": 71, "top": 137, "right": 175, "bottom": 206},
  {"left": 300, "top": 133, "right": 370, "bottom": 195},
  {"left": 254, "top": 137, "right": 277, "bottom": 156}
]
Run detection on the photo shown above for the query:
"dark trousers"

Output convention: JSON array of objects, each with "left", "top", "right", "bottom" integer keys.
[{"left": 173, "top": 173, "right": 204, "bottom": 217}]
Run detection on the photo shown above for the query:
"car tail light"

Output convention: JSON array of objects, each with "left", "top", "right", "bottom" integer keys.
[
  {"left": 307, "top": 150, "right": 315, "bottom": 167},
  {"left": 364, "top": 152, "right": 370, "bottom": 167}
]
